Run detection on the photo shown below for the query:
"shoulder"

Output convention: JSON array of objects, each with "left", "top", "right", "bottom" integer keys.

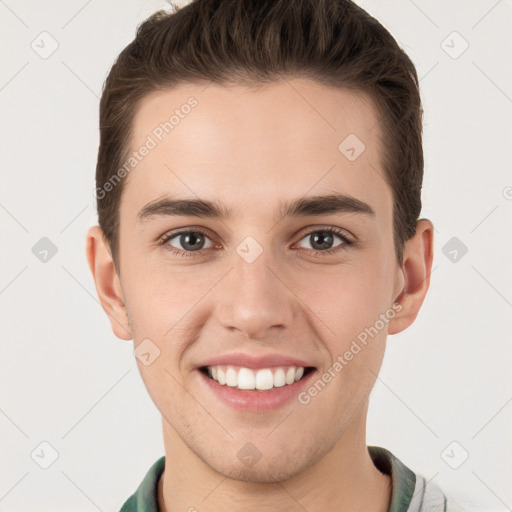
[
  {"left": 408, "top": 473, "right": 469, "bottom": 512},
  {"left": 119, "top": 456, "right": 166, "bottom": 512},
  {"left": 368, "top": 446, "right": 472, "bottom": 512},
  {"left": 120, "top": 494, "right": 137, "bottom": 511}
]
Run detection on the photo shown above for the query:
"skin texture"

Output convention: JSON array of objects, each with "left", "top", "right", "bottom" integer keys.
[{"left": 86, "top": 78, "right": 434, "bottom": 511}]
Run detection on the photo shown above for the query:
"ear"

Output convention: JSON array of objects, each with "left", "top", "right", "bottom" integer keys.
[
  {"left": 85, "top": 225, "right": 132, "bottom": 341},
  {"left": 388, "top": 219, "right": 434, "bottom": 335}
]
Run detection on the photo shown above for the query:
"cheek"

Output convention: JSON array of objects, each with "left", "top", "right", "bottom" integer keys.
[
  {"left": 297, "top": 260, "right": 395, "bottom": 396},
  {"left": 122, "top": 233, "right": 396, "bottom": 346},
  {"left": 305, "top": 272, "right": 390, "bottom": 412},
  {"left": 300, "top": 262, "right": 393, "bottom": 334},
  {"left": 121, "top": 252, "right": 206, "bottom": 330}
]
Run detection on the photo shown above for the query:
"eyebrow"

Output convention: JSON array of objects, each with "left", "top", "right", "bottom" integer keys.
[{"left": 137, "top": 193, "right": 375, "bottom": 223}]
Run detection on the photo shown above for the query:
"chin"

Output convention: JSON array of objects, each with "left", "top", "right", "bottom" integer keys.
[
  {"left": 208, "top": 444, "right": 326, "bottom": 484},
  {"left": 219, "top": 462, "right": 301, "bottom": 483}
]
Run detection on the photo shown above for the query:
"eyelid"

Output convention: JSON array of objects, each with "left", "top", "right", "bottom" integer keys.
[
  {"left": 295, "top": 225, "right": 354, "bottom": 243},
  {"left": 159, "top": 224, "right": 353, "bottom": 241},
  {"left": 158, "top": 224, "right": 354, "bottom": 255},
  {"left": 157, "top": 225, "right": 219, "bottom": 245}
]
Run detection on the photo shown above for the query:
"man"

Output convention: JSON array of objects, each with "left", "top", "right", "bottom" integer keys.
[{"left": 86, "top": 0, "right": 464, "bottom": 510}]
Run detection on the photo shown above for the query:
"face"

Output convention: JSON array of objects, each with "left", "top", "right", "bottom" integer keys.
[{"left": 94, "top": 78, "right": 411, "bottom": 482}]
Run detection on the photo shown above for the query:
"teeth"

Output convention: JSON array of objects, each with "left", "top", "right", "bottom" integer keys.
[
  {"left": 225, "top": 367, "right": 237, "bottom": 387},
  {"left": 255, "top": 369, "right": 273, "bottom": 390},
  {"left": 273, "top": 368, "right": 286, "bottom": 387},
  {"left": 205, "top": 365, "right": 309, "bottom": 391},
  {"left": 238, "top": 367, "right": 256, "bottom": 389},
  {"left": 217, "top": 367, "right": 226, "bottom": 385}
]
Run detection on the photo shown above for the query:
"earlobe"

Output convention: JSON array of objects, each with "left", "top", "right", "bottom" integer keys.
[
  {"left": 85, "top": 226, "right": 132, "bottom": 341},
  {"left": 387, "top": 219, "right": 434, "bottom": 335}
]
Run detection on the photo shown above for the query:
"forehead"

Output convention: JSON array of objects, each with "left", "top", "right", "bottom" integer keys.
[{"left": 122, "top": 78, "right": 391, "bottom": 224}]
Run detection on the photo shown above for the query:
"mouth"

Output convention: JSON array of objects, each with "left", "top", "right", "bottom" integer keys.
[{"left": 199, "top": 365, "right": 316, "bottom": 392}]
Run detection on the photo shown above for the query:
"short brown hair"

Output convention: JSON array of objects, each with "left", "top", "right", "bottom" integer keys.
[{"left": 95, "top": 0, "right": 423, "bottom": 273}]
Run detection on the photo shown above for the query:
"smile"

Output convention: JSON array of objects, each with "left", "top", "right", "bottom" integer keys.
[{"left": 200, "top": 365, "right": 315, "bottom": 391}]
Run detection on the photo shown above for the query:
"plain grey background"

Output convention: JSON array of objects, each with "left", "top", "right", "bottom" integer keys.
[{"left": 1, "top": 0, "right": 511, "bottom": 510}]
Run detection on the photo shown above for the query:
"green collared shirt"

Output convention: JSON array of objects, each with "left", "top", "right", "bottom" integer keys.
[{"left": 120, "top": 445, "right": 459, "bottom": 511}]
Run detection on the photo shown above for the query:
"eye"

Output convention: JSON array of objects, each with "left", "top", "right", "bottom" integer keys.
[
  {"left": 160, "top": 230, "right": 215, "bottom": 257},
  {"left": 295, "top": 227, "right": 352, "bottom": 254},
  {"left": 158, "top": 226, "right": 353, "bottom": 258}
]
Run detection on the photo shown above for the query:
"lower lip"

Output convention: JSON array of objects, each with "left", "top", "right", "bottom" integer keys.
[{"left": 196, "top": 368, "right": 317, "bottom": 413}]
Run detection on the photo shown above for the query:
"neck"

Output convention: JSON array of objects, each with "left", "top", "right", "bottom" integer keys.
[{"left": 158, "top": 403, "right": 392, "bottom": 512}]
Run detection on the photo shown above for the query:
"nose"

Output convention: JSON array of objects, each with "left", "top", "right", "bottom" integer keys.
[{"left": 213, "top": 249, "right": 296, "bottom": 340}]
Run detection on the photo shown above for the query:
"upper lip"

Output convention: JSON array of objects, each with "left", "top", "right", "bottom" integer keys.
[{"left": 197, "top": 352, "right": 316, "bottom": 370}]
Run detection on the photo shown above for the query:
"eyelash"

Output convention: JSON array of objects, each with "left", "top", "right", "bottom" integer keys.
[{"left": 158, "top": 226, "right": 354, "bottom": 258}]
